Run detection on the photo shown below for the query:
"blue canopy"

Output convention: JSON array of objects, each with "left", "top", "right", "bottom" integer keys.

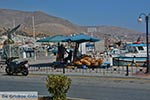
[
  {"left": 36, "top": 35, "right": 68, "bottom": 42},
  {"left": 48, "top": 35, "right": 68, "bottom": 42},
  {"left": 36, "top": 33, "right": 100, "bottom": 43},
  {"left": 64, "top": 33, "right": 100, "bottom": 43}
]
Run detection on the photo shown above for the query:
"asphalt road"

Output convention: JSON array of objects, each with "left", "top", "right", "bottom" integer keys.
[
  {"left": 0, "top": 74, "right": 150, "bottom": 100},
  {"left": 0, "top": 74, "right": 49, "bottom": 95},
  {"left": 68, "top": 77, "right": 150, "bottom": 100}
]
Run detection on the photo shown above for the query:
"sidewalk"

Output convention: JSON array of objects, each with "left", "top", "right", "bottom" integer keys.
[{"left": 28, "top": 55, "right": 56, "bottom": 65}]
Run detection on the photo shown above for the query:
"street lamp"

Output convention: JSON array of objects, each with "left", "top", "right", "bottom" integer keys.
[{"left": 138, "top": 13, "right": 150, "bottom": 73}]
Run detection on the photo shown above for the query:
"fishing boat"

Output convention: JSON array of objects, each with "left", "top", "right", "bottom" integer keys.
[{"left": 112, "top": 43, "right": 149, "bottom": 66}]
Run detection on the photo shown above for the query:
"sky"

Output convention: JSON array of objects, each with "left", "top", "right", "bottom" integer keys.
[{"left": 0, "top": 0, "right": 150, "bottom": 32}]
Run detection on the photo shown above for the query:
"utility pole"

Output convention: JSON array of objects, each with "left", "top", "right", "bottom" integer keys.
[
  {"left": 13, "top": 19, "right": 16, "bottom": 37},
  {"left": 32, "top": 16, "right": 36, "bottom": 39}
]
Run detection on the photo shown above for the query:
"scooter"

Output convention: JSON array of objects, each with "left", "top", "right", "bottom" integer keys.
[{"left": 5, "top": 57, "right": 29, "bottom": 76}]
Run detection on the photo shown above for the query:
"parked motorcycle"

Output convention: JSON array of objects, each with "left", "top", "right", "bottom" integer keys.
[{"left": 5, "top": 57, "right": 29, "bottom": 76}]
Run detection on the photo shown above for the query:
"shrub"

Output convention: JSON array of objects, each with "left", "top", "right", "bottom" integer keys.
[{"left": 46, "top": 74, "right": 71, "bottom": 100}]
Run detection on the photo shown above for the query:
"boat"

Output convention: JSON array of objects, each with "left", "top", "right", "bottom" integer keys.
[{"left": 112, "top": 43, "right": 149, "bottom": 66}]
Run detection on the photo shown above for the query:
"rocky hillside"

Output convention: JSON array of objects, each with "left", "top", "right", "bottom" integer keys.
[
  {"left": 0, "top": 9, "right": 85, "bottom": 36},
  {"left": 0, "top": 9, "right": 142, "bottom": 42},
  {"left": 84, "top": 26, "right": 142, "bottom": 42}
]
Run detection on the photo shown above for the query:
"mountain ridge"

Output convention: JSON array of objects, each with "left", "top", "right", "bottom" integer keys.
[{"left": 0, "top": 8, "right": 142, "bottom": 42}]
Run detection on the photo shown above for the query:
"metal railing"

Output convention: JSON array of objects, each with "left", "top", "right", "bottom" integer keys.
[{"left": 28, "top": 65, "right": 144, "bottom": 76}]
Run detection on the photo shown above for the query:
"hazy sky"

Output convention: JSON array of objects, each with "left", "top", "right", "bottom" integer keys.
[{"left": 0, "top": 0, "right": 150, "bottom": 32}]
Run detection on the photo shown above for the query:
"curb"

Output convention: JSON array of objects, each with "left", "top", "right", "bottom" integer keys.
[
  {"left": 67, "top": 97, "right": 92, "bottom": 100},
  {"left": 38, "top": 95, "right": 91, "bottom": 100},
  {"left": 29, "top": 73, "right": 150, "bottom": 81}
]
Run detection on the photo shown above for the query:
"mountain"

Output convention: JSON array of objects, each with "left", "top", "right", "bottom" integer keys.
[
  {"left": 0, "top": 9, "right": 85, "bottom": 36},
  {"left": 84, "top": 26, "right": 142, "bottom": 42},
  {"left": 0, "top": 9, "right": 142, "bottom": 42}
]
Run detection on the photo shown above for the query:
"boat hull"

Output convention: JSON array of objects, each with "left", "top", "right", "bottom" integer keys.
[{"left": 113, "top": 56, "right": 147, "bottom": 66}]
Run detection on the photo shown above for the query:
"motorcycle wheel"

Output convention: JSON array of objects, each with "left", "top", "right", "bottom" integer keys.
[
  {"left": 22, "top": 68, "right": 29, "bottom": 76},
  {"left": 5, "top": 67, "right": 13, "bottom": 75}
]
